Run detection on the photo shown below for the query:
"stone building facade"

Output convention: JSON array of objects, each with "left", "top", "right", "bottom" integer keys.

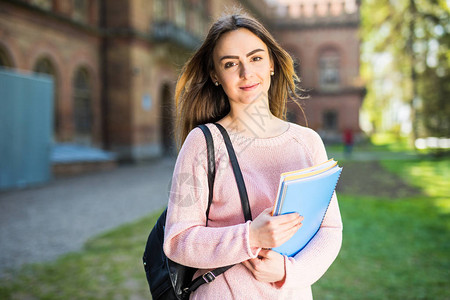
[{"left": 0, "top": 0, "right": 363, "bottom": 162}]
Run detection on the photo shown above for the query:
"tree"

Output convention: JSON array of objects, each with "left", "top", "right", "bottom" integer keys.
[{"left": 361, "top": 0, "right": 450, "bottom": 141}]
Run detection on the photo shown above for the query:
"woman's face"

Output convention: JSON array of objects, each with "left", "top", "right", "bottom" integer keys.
[{"left": 211, "top": 28, "right": 274, "bottom": 106}]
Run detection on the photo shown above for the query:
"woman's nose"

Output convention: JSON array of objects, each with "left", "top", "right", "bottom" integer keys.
[{"left": 239, "top": 62, "right": 252, "bottom": 79}]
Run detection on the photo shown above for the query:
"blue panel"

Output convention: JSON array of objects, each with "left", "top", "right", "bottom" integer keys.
[{"left": 0, "top": 69, "right": 53, "bottom": 189}]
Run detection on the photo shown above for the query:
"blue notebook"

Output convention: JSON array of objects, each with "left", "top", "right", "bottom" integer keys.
[{"left": 271, "top": 159, "right": 342, "bottom": 257}]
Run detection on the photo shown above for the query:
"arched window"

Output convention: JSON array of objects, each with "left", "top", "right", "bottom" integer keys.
[
  {"left": 33, "top": 57, "right": 59, "bottom": 140},
  {"left": 34, "top": 57, "right": 54, "bottom": 74},
  {"left": 73, "top": 67, "right": 92, "bottom": 145},
  {"left": 73, "top": 0, "right": 88, "bottom": 22},
  {"left": 323, "top": 110, "right": 338, "bottom": 130},
  {"left": 319, "top": 48, "right": 340, "bottom": 90}
]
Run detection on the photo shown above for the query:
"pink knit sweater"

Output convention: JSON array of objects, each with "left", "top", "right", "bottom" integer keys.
[{"left": 164, "top": 122, "right": 343, "bottom": 300}]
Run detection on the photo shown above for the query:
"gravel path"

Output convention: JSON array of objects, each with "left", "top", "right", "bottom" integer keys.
[{"left": 0, "top": 157, "right": 176, "bottom": 277}]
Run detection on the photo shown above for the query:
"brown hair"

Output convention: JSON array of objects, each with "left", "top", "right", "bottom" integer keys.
[{"left": 174, "top": 11, "right": 305, "bottom": 149}]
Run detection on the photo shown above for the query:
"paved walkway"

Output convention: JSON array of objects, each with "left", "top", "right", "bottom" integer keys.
[{"left": 0, "top": 157, "right": 176, "bottom": 277}]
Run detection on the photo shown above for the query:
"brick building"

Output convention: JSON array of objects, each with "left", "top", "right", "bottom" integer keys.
[
  {"left": 273, "top": 0, "right": 365, "bottom": 141},
  {"left": 0, "top": 0, "right": 363, "bottom": 164}
]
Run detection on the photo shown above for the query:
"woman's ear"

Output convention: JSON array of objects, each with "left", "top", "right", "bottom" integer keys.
[
  {"left": 210, "top": 71, "right": 218, "bottom": 85},
  {"left": 210, "top": 71, "right": 216, "bottom": 82}
]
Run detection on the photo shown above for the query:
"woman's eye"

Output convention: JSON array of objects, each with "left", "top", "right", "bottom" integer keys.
[
  {"left": 252, "top": 56, "right": 262, "bottom": 62},
  {"left": 224, "top": 62, "right": 236, "bottom": 68}
]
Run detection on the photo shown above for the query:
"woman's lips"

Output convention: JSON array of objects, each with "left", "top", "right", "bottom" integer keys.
[{"left": 239, "top": 83, "right": 259, "bottom": 91}]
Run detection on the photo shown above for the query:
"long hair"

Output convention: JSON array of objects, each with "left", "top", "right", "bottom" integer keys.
[{"left": 174, "top": 11, "right": 305, "bottom": 149}]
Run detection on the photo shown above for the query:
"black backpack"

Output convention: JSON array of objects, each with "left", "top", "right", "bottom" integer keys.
[{"left": 142, "top": 123, "right": 252, "bottom": 300}]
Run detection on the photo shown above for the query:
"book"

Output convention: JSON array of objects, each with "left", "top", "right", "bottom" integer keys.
[{"left": 271, "top": 159, "right": 342, "bottom": 257}]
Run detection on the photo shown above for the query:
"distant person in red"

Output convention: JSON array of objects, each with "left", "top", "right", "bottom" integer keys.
[{"left": 343, "top": 128, "right": 354, "bottom": 157}]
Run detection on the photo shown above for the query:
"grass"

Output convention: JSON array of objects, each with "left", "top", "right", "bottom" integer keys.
[
  {"left": 0, "top": 212, "right": 161, "bottom": 300},
  {"left": 0, "top": 155, "right": 448, "bottom": 299},
  {"left": 314, "top": 195, "right": 449, "bottom": 299},
  {"left": 314, "top": 156, "right": 449, "bottom": 299}
]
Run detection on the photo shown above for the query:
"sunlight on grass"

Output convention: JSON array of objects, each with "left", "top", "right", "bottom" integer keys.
[
  {"left": 370, "top": 132, "right": 411, "bottom": 151},
  {"left": 434, "top": 198, "right": 450, "bottom": 214},
  {"left": 381, "top": 158, "right": 450, "bottom": 215}
]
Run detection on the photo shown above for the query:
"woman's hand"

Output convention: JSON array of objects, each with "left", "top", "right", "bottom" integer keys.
[
  {"left": 249, "top": 207, "right": 303, "bottom": 249},
  {"left": 242, "top": 249, "right": 286, "bottom": 283}
]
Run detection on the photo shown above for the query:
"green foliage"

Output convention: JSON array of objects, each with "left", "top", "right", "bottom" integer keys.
[
  {"left": 418, "top": 66, "right": 450, "bottom": 136},
  {"left": 361, "top": 0, "right": 450, "bottom": 138}
]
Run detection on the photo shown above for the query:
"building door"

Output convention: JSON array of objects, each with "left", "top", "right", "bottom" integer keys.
[{"left": 73, "top": 68, "right": 92, "bottom": 146}]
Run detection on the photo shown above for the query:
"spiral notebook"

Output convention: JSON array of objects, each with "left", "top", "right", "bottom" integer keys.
[{"left": 271, "top": 159, "right": 342, "bottom": 257}]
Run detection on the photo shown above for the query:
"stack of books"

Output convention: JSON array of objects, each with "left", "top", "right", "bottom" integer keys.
[{"left": 271, "top": 159, "right": 342, "bottom": 257}]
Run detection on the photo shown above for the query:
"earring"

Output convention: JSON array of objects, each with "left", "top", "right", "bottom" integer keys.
[
  {"left": 215, "top": 81, "right": 219, "bottom": 86},
  {"left": 270, "top": 71, "right": 274, "bottom": 76}
]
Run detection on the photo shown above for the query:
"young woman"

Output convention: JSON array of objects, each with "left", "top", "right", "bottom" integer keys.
[{"left": 163, "top": 12, "right": 342, "bottom": 299}]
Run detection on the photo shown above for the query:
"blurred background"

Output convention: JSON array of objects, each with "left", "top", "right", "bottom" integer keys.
[{"left": 0, "top": 0, "right": 448, "bottom": 299}]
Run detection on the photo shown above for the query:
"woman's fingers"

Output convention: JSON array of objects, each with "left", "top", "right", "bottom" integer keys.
[
  {"left": 273, "top": 212, "right": 304, "bottom": 226},
  {"left": 250, "top": 208, "right": 304, "bottom": 249},
  {"left": 242, "top": 260, "right": 253, "bottom": 270},
  {"left": 266, "top": 219, "right": 302, "bottom": 247},
  {"left": 272, "top": 221, "right": 302, "bottom": 246}
]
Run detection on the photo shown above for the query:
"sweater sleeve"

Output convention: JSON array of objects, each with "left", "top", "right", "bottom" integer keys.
[
  {"left": 163, "top": 127, "right": 260, "bottom": 269},
  {"left": 280, "top": 129, "right": 343, "bottom": 289}
]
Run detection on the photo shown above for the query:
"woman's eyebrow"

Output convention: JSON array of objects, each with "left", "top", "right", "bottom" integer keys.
[
  {"left": 219, "top": 48, "right": 265, "bottom": 61},
  {"left": 246, "top": 48, "right": 264, "bottom": 57}
]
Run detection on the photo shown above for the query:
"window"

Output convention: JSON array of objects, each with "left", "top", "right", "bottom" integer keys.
[
  {"left": 34, "top": 58, "right": 54, "bottom": 74},
  {"left": 153, "top": 0, "right": 167, "bottom": 22},
  {"left": 323, "top": 110, "right": 338, "bottom": 130},
  {"left": 190, "top": 0, "right": 207, "bottom": 37},
  {"left": 73, "top": 0, "right": 88, "bottom": 22},
  {"left": 30, "top": 0, "right": 52, "bottom": 10},
  {"left": 73, "top": 68, "right": 92, "bottom": 145},
  {"left": 319, "top": 49, "right": 340, "bottom": 90},
  {"left": 174, "top": 0, "right": 186, "bottom": 29},
  {"left": 34, "top": 57, "right": 60, "bottom": 140}
]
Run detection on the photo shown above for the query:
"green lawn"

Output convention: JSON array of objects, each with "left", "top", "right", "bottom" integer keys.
[
  {"left": 0, "top": 156, "right": 448, "bottom": 299},
  {"left": 314, "top": 157, "right": 449, "bottom": 299},
  {"left": 0, "top": 213, "right": 158, "bottom": 300}
]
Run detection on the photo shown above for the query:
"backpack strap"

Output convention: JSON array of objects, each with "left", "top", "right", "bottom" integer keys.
[
  {"left": 213, "top": 122, "right": 252, "bottom": 221},
  {"left": 185, "top": 123, "right": 252, "bottom": 294},
  {"left": 197, "top": 124, "right": 216, "bottom": 226}
]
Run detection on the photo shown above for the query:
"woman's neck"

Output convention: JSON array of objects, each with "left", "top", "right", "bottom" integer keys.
[{"left": 218, "top": 98, "right": 287, "bottom": 139}]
